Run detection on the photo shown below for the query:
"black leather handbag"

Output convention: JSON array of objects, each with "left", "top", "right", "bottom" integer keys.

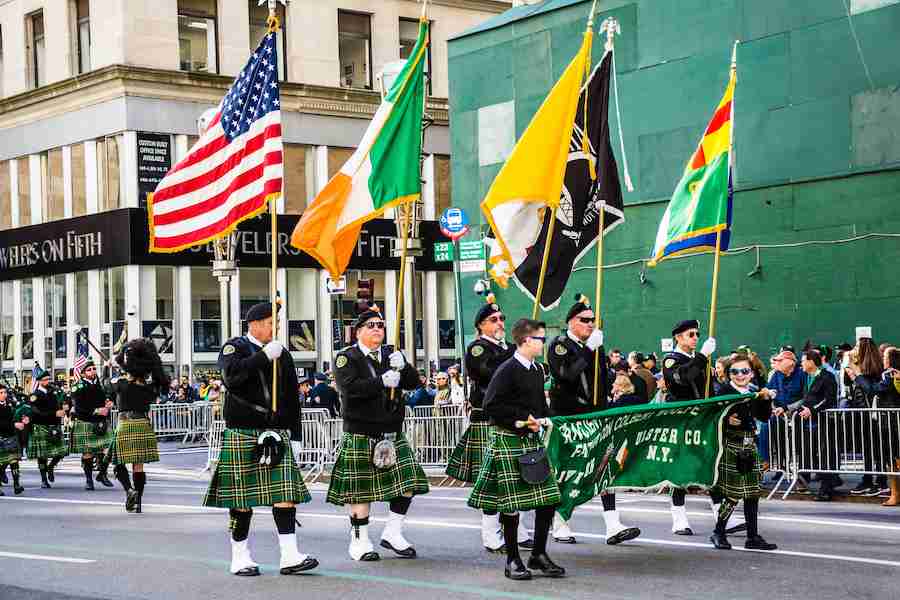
[{"left": 517, "top": 448, "right": 551, "bottom": 484}]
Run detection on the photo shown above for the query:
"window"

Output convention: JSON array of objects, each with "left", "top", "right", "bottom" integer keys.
[
  {"left": 47, "top": 149, "right": 65, "bottom": 221},
  {"left": 338, "top": 11, "right": 372, "bottom": 90},
  {"left": 75, "top": 271, "right": 89, "bottom": 328},
  {"left": 178, "top": 0, "right": 218, "bottom": 74},
  {"left": 434, "top": 155, "right": 451, "bottom": 216},
  {"left": 21, "top": 280, "right": 33, "bottom": 360},
  {"left": 71, "top": 144, "right": 87, "bottom": 216},
  {"left": 400, "top": 18, "right": 432, "bottom": 95},
  {"left": 248, "top": 0, "right": 286, "bottom": 81},
  {"left": 0, "top": 161, "right": 10, "bottom": 230},
  {"left": 1, "top": 26, "right": 5, "bottom": 97},
  {"left": 283, "top": 144, "right": 316, "bottom": 214},
  {"left": 27, "top": 11, "right": 46, "bottom": 89},
  {"left": 1, "top": 281, "right": 13, "bottom": 361},
  {"left": 286, "top": 269, "right": 317, "bottom": 352},
  {"left": 76, "top": 0, "right": 91, "bottom": 73},
  {"left": 101, "top": 267, "right": 125, "bottom": 326},
  {"left": 328, "top": 147, "right": 354, "bottom": 179},
  {"left": 97, "top": 136, "right": 122, "bottom": 211},
  {"left": 18, "top": 159, "right": 30, "bottom": 225}
]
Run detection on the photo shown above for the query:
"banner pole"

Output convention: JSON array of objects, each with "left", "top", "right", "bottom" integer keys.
[
  {"left": 591, "top": 206, "right": 605, "bottom": 406},
  {"left": 704, "top": 229, "right": 723, "bottom": 399},
  {"left": 391, "top": 203, "right": 413, "bottom": 401},
  {"left": 531, "top": 207, "right": 558, "bottom": 319}
]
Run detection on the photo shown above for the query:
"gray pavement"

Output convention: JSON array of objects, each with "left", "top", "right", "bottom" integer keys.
[{"left": 1, "top": 453, "right": 898, "bottom": 600}]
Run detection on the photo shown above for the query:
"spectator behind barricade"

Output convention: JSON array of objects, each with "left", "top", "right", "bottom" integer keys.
[
  {"left": 767, "top": 349, "right": 806, "bottom": 409},
  {"left": 610, "top": 374, "right": 645, "bottom": 408},
  {"left": 407, "top": 371, "right": 435, "bottom": 408},
  {"left": 166, "top": 380, "right": 179, "bottom": 403},
  {"left": 818, "top": 346, "right": 839, "bottom": 386},
  {"left": 298, "top": 376, "right": 312, "bottom": 407},
  {"left": 178, "top": 376, "right": 198, "bottom": 403},
  {"left": 309, "top": 373, "right": 340, "bottom": 418},
  {"left": 434, "top": 372, "right": 454, "bottom": 412},
  {"left": 628, "top": 352, "right": 656, "bottom": 401},
  {"left": 447, "top": 365, "right": 466, "bottom": 405},
  {"left": 642, "top": 353, "right": 659, "bottom": 375},
  {"left": 877, "top": 348, "right": 900, "bottom": 506},
  {"left": 713, "top": 358, "right": 729, "bottom": 396},
  {"left": 845, "top": 338, "right": 888, "bottom": 496},
  {"left": 651, "top": 373, "right": 667, "bottom": 403},
  {"left": 609, "top": 348, "right": 627, "bottom": 372},
  {"left": 736, "top": 345, "right": 769, "bottom": 389}
]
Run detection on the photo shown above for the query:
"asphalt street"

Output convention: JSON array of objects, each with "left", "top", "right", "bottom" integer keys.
[{"left": 1, "top": 451, "right": 898, "bottom": 600}]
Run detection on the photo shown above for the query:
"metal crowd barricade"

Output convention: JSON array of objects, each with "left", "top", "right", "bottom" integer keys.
[
  {"left": 767, "top": 408, "right": 900, "bottom": 499},
  {"left": 297, "top": 409, "right": 331, "bottom": 481},
  {"left": 404, "top": 413, "right": 469, "bottom": 468},
  {"left": 110, "top": 402, "right": 215, "bottom": 444},
  {"left": 204, "top": 419, "right": 226, "bottom": 471}
]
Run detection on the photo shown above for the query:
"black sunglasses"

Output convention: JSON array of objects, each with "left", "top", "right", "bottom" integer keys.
[
  {"left": 528, "top": 336, "right": 546, "bottom": 343},
  {"left": 488, "top": 314, "right": 506, "bottom": 323},
  {"left": 729, "top": 367, "right": 752, "bottom": 376},
  {"left": 685, "top": 331, "right": 700, "bottom": 338},
  {"left": 364, "top": 321, "right": 386, "bottom": 330},
  {"left": 576, "top": 317, "right": 594, "bottom": 324}
]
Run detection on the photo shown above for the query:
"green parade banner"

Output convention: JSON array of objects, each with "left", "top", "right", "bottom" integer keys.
[{"left": 545, "top": 394, "right": 753, "bottom": 520}]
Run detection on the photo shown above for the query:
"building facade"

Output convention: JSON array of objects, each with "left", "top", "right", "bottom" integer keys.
[
  {"left": 448, "top": 0, "right": 900, "bottom": 357},
  {"left": 0, "top": 0, "right": 510, "bottom": 386}
]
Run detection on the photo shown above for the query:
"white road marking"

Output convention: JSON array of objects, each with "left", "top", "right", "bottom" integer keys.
[{"left": 0, "top": 551, "right": 95, "bottom": 564}]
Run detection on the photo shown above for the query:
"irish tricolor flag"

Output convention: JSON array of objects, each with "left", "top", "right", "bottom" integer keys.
[
  {"left": 291, "top": 19, "right": 428, "bottom": 279},
  {"left": 648, "top": 46, "right": 736, "bottom": 266}
]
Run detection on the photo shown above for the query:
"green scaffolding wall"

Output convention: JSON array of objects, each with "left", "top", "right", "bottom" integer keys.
[{"left": 448, "top": 0, "right": 900, "bottom": 357}]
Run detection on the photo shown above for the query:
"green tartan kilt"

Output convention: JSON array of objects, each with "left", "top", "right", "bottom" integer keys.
[
  {"left": 203, "top": 428, "right": 311, "bottom": 508},
  {"left": 468, "top": 429, "right": 561, "bottom": 513},
  {"left": 27, "top": 425, "right": 69, "bottom": 460},
  {"left": 715, "top": 433, "right": 762, "bottom": 499},
  {"left": 108, "top": 419, "right": 159, "bottom": 465},
  {"left": 0, "top": 436, "right": 21, "bottom": 465},
  {"left": 326, "top": 432, "right": 430, "bottom": 505},
  {"left": 446, "top": 421, "right": 493, "bottom": 483},
  {"left": 68, "top": 419, "right": 115, "bottom": 455}
]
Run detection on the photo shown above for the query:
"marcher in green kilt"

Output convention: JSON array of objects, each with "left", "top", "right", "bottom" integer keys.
[
  {"left": 0, "top": 440, "right": 20, "bottom": 468},
  {"left": 68, "top": 363, "right": 116, "bottom": 490},
  {"left": 467, "top": 429, "right": 560, "bottom": 514},
  {"left": 711, "top": 355, "right": 778, "bottom": 552},
  {"left": 69, "top": 420, "right": 115, "bottom": 455},
  {"left": 109, "top": 418, "right": 159, "bottom": 466},
  {"left": 327, "top": 432, "right": 429, "bottom": 505},
  {"left": 26, "top": 372, "right": 68, "bottom": 488},
  {"left": 446, "top": 421, "right": 492, "bottom": 483},
  {"left": 0, "top": 384, "right": 25, "bottom": 496},
  {"left": 204, "top": 428, "right": 311, "bottom": 508},
  {"left": 28, "top": 424, "right": 69, "bottom": 461}
]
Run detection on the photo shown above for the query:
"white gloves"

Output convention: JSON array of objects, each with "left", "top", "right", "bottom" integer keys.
[
  {"left": 290, "top": 440, "right": 302, "bottom": 460},
  {"left": 586, "top": 329, "right": 604, "bottom": 351},
  {"left": 389, "top": 350, "right": 406, "bottom": 370},
  {"left": 263, "top": 340, "right": 284, "bottom": 361},
  {"left": 381, "top": 371, "right": 401, "bottom": 388},
  {"left": 700, "top": 337, "right": 716, "bottom": 357}
]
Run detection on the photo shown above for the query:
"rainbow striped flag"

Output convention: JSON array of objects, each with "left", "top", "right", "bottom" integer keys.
[{"left": 648, "top": 48, "right": 736, "bottom": 266}]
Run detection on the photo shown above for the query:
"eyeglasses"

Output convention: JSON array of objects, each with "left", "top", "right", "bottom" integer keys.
[
  {"left": 576, "top": 317, "right": 594, "bottom": 324},
  {"left": 364, "top": 321, "right": 386, "bottom": 330},
  {"left": 528, "top": 336, "right": 546, "bottom": 343},
  {"left": 729, "top": 367, "right": 752, "bottom": 376},
  {"left": 685, "top": 331, "right": 700, "bottom": 338},
  {"left": 488, "top": 315, "right": 506, "bottom": 323}
]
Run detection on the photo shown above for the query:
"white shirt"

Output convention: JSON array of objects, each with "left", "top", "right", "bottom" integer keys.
[
  {"left": 481, "top": 335, "right": 508, "bottom": 350},
  {"left": 566, "top": 330, "right": 585, "bottom": 347},
  {"left": 247, "top": 333, "right": 265, "bottom": 348},
  {"left": 357, "top": 340, "right": 381, "bottom": 358},
  {"left": 674, "top": 346, "right": 695, "bottom": 359},
  {"left": 514, "top": 351, "right": 534, "bottom": 370}
]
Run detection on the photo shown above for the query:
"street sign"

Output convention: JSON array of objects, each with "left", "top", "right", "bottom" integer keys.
[
  {"left": 458, "top": 240, "right": 485, "bottom": 261},
  {"left": 439, "top": 207, "right": 470, "bottom": 241},
  {"left": 661, "top": 338, "right": 673, "bottom": 352},
  {"left": 433, "top": 241, "right": 455, "bottom": 263},
  {"left": 459, "top": 260, "right": 484, "bottom": 273},
  {"left": 325, "top": 276, "right": 347, "bottom": 295}
]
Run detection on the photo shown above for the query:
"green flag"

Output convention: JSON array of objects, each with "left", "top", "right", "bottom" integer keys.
[{"left": 545, "top": 394, "right": 751, "bottom": 520}]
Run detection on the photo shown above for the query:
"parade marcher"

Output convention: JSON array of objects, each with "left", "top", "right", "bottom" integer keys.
[
  {"left": 203, "top": 302, "right": 318, "bottom": 577},
  {"left": 26, "top": 370, "right": 68, "bottom": 489},
  {"left": 327, "top": 304, "right": 429, "bottom": 561},
  {"left": 109, "top": 339, "right": 167, "bottom": 513},
  {"left": 709, "top": 353, "right": 778, "bottom": 551},
  {"left": 446, "top": 294, "right": 523, "bottom": 553},
  {"left": 547, "top": 294, "right": 639, "bottom": 546},
  {"left": 661, "top": 320, "right": 734, "bottom": 535},
  {"left": 68, "top": 361, "right": 115, "bottom": 490},
  {"left": 0, "top": 384, "right": 26, "bottom": 495},
  {"left": 468, "top": 318, "right": 564, "bottom": 581}
]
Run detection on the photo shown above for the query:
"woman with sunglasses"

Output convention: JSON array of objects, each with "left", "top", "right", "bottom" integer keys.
[
  {"left": 448, "top": 294, "right": 530, "bottom": 553},
  {"left": 709, "top": 353, "right": 778, "bottom": 551}
]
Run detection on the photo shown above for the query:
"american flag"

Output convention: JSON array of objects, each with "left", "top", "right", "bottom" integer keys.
[
  {"left": 73, "top": 332, "right": 90, "bottom": 381},
  {"left": 30, "top": 363, "right": 42, "bottom": 393},
  {"left": 148, "top": 30, "right": 283, "bottom": 253}
]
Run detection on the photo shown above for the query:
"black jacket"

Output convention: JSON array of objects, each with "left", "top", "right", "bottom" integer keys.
[
  {"left": 333, "top": 344, "right": 418, "bottom": 436},
  {"left": 114, "top": 379, "right": 157, "bottom": 414},
  {"left": 29, "top": 388, "right": 61, "bottom": 426},
  {"left": 70, "top": 379, "right": 109, "bottom": 423},
  {"left": 464, "top": 337, "right": 515, "bottom": 422},
  {"left": 797, "top": 370, "right": 838, "bottom": 415},
  {"left": 874, "top": 373, "right": 900, "bottom": 409},
  {"left": 845, "top": 373, "right": 878, "bottom": 409},
  {"left": 663, "top": 351, "right": 709, "bottom": 401},
  {"left": 548, "top": 334, "right": 608, "bottom": 415},
  {"left": 308, "top": 382, "right": 340, "bottom": 418},
  {"left": 0, "top": 401, "right": 16, "bottom": 437},
  {"left": 219, "top": 336, "right": 301, "bottom": 440},
  {"left": 484, "top": 356, "right": 549, "bottom": 435},
  {"left": 718, "top": 383, "right": 772, "bottom": 432}
]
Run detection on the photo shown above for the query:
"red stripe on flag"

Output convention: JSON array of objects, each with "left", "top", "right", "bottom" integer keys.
[
  {"left": 703, "top": 100, "right": 732, "bottom": 138},
  {"left": 151, "top": 150, "right": 283, "bottom": 226},
  {"left": 152, "top": 124, "right": 282, "bottom": 204},
  {"left": 151, "top": 180, "right": 281, "bottom": 250}
]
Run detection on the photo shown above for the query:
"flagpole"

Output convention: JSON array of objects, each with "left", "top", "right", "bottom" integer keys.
[{"left": 267, "top": 2, "right": 280, "bottom": 413}]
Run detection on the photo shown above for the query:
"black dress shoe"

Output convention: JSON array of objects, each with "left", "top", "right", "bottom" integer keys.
[
  {"left": 359, "top": 551, "right": 380, "bottom": 562},
  {"left": 280, "top": 557, "right": 319, "bottom": 575},
  {"left": 709, "top": 532, "right": 732, "bottom": 550},
  {"left": 553, "top": 535, "right": 576, "bottom": 544},
  {"left": 125, "top": 490, "right": 139, "bottom": 513},
  {"left": 47, "top": 469, "right": 55, "bottom": 483},
  {"left": 14, "top": 485, "right": 24, "bottom": 495},
  {"left": 725, "top": 522, "right": 748, "bottom": 535},
  {"left": 673, "top": 528, "right": 693, "bottom": 536},
  {"left": 233, "top": 566, "right": 260, "bottom": 577},
  {"left": 527, "top": 553, "right": 565, "bottom": 578},
  {"left": 0, "top": 488, "right": 4, "bottom": 497},
  {"left": 380, "top": 539, "right": 417, "bottom": 558},
  {"left": 745, "top": 535, "right": 777, "bottom": 551},
  {"left": 504, "top": 559, "right": 532, "bottom": 581},
  {"left": 484, "top": 544, "right": 506, "bottom": 554},
  {"left": 85, "top": 480, "right": 95, "bottom": 491},
  {"left": 96, "top": 471, "right": 114, "bottom": 487},
  {"left": 41, "top": 482, "right": 52, "bottom": 489},
  {"left": 0, "top": 471, "right": 7, "bottom": 484},
  {"left": 607, "top": 527, "right": 641, "bottom": 545},
  {"left": 518, "top": 538, "right": 534, "bottom": 549}
]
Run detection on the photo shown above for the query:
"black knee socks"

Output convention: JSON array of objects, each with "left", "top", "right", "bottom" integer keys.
[
  {"left": 710, "top": 489, "right": 724, "bottom": 504},
  {"left": 500, "top": 513, "right": 520, "bottom": 563},
  {"left": 273, "top": 506, "right": 296, "bottom": 535},
  {"left": 38, "top": 459, "right": 48, "bottom": 482},
  {"left": 133, "top": 472, "right": 146, "bottom": 494},
  {"left": 10, "top": 462, "right": 20, "bottom": 486},
  {"left": 601, "top": 493, "right": 615, "bottom": 511},
  {"left": 230, "top": 509, "right": 253, "bottom": 542},
  {"left": 48, "top": 456, "right": 62, "bottom": 470},
  {"left": 743, "top": 497, "right": 759, "bottom": 538},
  {"left": 389, "top": 496, "right": 412, "bottom": 515},
  {"left": 672, "top": 488, "right": 686, "bottom": 506},
  {"left": 114, "top": 464, "right": 132, "bottom": 491},
  {"left": 715, "top": 499, "right": 737, "bottom": 534},
  {"left": 532, "top": 506, "right": 555, "bottom": 556}
]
